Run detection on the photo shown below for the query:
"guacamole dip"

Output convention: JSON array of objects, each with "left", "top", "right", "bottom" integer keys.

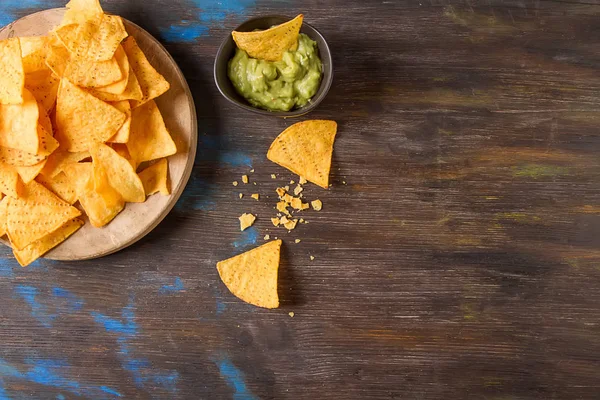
[{"left": 228, "top": 33, "right": 322, "bottom": 112}]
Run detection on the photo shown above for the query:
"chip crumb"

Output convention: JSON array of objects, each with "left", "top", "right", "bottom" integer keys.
[
  {"left": 242, "top": 175, "right": 249, "bottom": 184},
  {"left": 264, "top": 234, "right": 270, "bottom": 240},
  {"left": 295, "top": 239, "right": 301, "bottom": 243},
  {"left": 276, "top": 201, "right": 289, "bottom": 215},
  {"left": 311, "top": 199, "right": 322, "bottom": 211},
  {"left": 239, "top": 193, "right": 243, "bottom": 199},
  {"left": 251, "top": 193, "right": 259, "bottom": 200},
  {"left": 271, "top": 174, "right": 277, "bottom": 179},
  {"left": 271, "top": 217, "right": 280, "bottom": 227},
  {"left": 290, "top": 197, "right": 303, "bottom": 210},
  {"left": 284, "top": 185, "right": 290, "bottom": 191},
  {"left": 253, "top": 182, "right": 257, "bottom": 185},
  {"left": 310, "top": 255, "right": 315, "bottom": 261},
  {"left": 250, "top": 169, "right": 254, "bottom": 173},
  {"left": 299, "top": 176, "right": 307, "bottom": 185},
  {"left": 280, "top": 216, "right": 290, "bottom": 224},
  {"left": 342, "top": 181, "right": 347, "bottom": 185},
  {"left": 299, "top": 218, "right": 305, "bottom": 223},
  {"left": 238, "top": 213, "right": 256, "bottom": 231},
  {"left": 290, "top": 180, "right": 295, "bottom": 184},
  {"left": 293, "top": 185, "right": 303, "bottom": 196},
  {"left": 284, "top": 219, "right": 298, "bottom": 230},
  {"left": 274, "top": 237, "right": 278, "bottom": 240},
  {"left": 289, "top": 312, "right": 294, "bottom": 317},
  {"left": 232, "top": 181, "right": 238, "bottom": 186},
  {"left": 276, "top": 187, "right": 286, "bottom": 197}
]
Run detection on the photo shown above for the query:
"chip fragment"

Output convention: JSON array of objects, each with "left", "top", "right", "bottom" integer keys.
[
  {"left": 138, "top": 158, "right": 170, "bottom": 196},
  {"left": 216, "top": 239, "right": 282, "bottom": 309},
  {"left": 239, "top": 213, "right": 256, "bottom": 231}
]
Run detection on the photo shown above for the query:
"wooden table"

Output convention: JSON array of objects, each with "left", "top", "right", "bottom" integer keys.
[{"left": 1, "top": 0, "right": 600, "bottom": 398}]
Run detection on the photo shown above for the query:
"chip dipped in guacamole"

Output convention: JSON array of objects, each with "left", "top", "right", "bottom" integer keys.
[{"left": 228, "top": 16, "right": 323, "bottom": 112}]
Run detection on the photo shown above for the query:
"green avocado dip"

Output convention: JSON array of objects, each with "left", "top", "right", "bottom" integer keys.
[{"left": 228, "top": 33, "right": 322, "bottom": 112}]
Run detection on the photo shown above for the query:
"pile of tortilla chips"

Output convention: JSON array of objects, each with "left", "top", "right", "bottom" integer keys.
[{"left": 0, "top": 0, "right": 176, "bottom": 266}]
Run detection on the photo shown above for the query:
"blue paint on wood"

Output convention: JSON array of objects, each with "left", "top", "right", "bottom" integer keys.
[
  {"left": 13, "top": 285, "right": 56, "bottom": 328},
  {"left": 197, "top": 136, "right": 253, "bottom": 168},
  {"left": 159, "top": 23, "right": 209, "bottom": 43},
  {"left": 175, "top": 172, "right": 218, "bottom": 212},
  {"left": 0, "top": 0, "right": 60, "bottom": 26},
  {"left": 56, "top": 395, "right": 65, "bottom": 400},
  {"left": 0, "top": 258, "right": 16, "bottom": 278},
  {"left": 216, "top": 300, "right": 227, "bottom": 315},
  {"left": 0, "top": 379, "right": 9, "bottom": 400},
  {"left": 216, "top": 358, "right": 258, "bottom": 400},
  {"left": 233, "top": 227, "right": 259, "bottom": 249},
  {"left": 158, "top": 277, "right": 185, "bottom": 294},
  {"left": 51, "top": 288, "right": 84, "bottom": 312}
]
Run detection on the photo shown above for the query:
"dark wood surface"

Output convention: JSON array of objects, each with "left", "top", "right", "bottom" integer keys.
[{"left": 1, "top": 0, "right": 600, "bottom": 398}]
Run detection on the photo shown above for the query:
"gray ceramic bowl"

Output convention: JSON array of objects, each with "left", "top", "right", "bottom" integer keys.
[{"left": 214, "top": 16, "right": 333, "bottom": 118}]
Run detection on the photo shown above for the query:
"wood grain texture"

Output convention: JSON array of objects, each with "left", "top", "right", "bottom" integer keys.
[{"left": 1, "top": 0, "right": 600, "bottom": 399}]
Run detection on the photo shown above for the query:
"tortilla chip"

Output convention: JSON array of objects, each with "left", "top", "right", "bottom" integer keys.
[
  {"left": 13, "top": 218, "right": 84, "bottom": 267},
  {"left": 20, "top": 37, "right": 49, "bottom": 74},
  {"left": 86, "top": 15, "right": 128, "bottom": 62},
  {"left": 87, "top": 62, "right": 143, "bottom": 102},
  {"left": 36, "top": 172, "right": 77, "bottom": 204},
  {"left": 55, "top": 79, "right": 126, "bottom": 152},
  {"left": 122, "top": 36, "right": 170, "bottom": 107},
  {"left": 0, "top": 196, "right": 8, "bottom": 237},
  {"left": 110, "top": 143, "right": 136, "bottom": 170},
  {"left": 216, "top": 239, "right": 282, "bottom": 309},
  {"left": 0, "top": 146, "right": 45, "bottom": 167},
  {"left": 40, "top": 147, "right": 90, "bottom": 178},
  {"left": 45, "top": 43, "right": 71, "bottom": 78},
  {"left": 80, "top": 162, "right": 125, "bottom": 227},
  {"left": 232, "top": 15, "right": 303, "bottom": 62},
  {"left": 95, "top": 46, "right": 129, "bottom": 95},
  {"left": 15, "top": 160, "right": 47, "bottom": 184},
  {"left": 267, "top": 120, "right": 337, "bottom": 189},
  {"left": 138, "top": 158, "right": 169, "bottom": 196},
  {"left": 0, "top": 38, "right": 25, "bottom": 104},
  {"left": 127, "top": 100, "right": 176, "bottom": 163},
  {"left": 6, "top": 180, "right": 81, "bottom": 250},
  {"left": 0, "top": 164, "right": 22, "bottom": 198},
  {"left": 0, "top": 88, "right": 39, "bottom": 154},
  {"left": 61, "top": 162, "right": 92, "bottom": 195},
  {"left": 238, "top": 213, "right": 256, "bottom": 231},
  {"left": 62, "top": 0, "right": 103, "bottom": 25},
  {"left": 64, "top": 52, "right": 123, "bottom": 88},
  {"left": 25, "top": 69, "right": 60, "bottom": 116},
  {"left": 90, "top": 143, "right": 145, "bottom": 202},
  {"left": 106, "top": 100, "right": 131, "bottom": 143}
]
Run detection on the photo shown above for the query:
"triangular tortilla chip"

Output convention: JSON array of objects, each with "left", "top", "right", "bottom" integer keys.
[
  {"left": 232, "top": 15, "right": 303, "bottom": 62},
  {"left": 40, "top": 147, "right": 90, "bottom": 178},
  {"left": 64, "top": 52, "right": 123, "bottom": 88},
  {"left": 25, "top": 69, "right": 60, "bottom": 114},
  {"left": 90, "top": 143, "right": 145, "bottom": 202},
  {"left": 62, "top": 0, "right": 103, "bottom": 26},
  {"left": 61, "top": 162, "right": 92, "bottom": 195},
  {"left": 0, "top": 195, "right": 8, "bottom": 237},
  {"left": 6, "top": 180, "right": 81, "bottom": 250},
  {"left": 106, "top": 100, "right": 131, "bottom": 143},
  {"left": 267, "top": 120, "right": 337, "bottom": 189},
  {"left": 75, "top": 162, "right": 124, "bottom": 227},
  {"left": 216, "top": 239, "right": 282, "bottom": 309},
  {"left": 55, "top": 79, "right": 126, "bottom": 152},
  {"left": 87, "top": 62, "right": 143, "bottom": 102},
  {"left": 0, "top": 164, "right": 22, "bottom": 198},
  {"left": 122, "top": 36, "right": 170, "bottom": 107},
  {"left": 15, "top": 160, "right": 46, "bottom": 184},
  {"left": 45, "top": 43, "right": 71, "bottom": 78},
  {"left": 20, "top": 37, "right": 49, "bottom": 74},
  {"left": 138, "top": 158, "right": 169, "bottom": 196},
  {"left": 127, "top": 100, "right": 176, "bottom": 163},
  {"left": 0, "top": 88, "right": 39, "bottom": 154},
  {"left": 13, "top": 218, "right": 84, "bottom": 267},
  {"left": 36, "top": 172, "right": 77, "bottom": 204},
  {"left": 0, "top": 146, "right": 45, "bottom": 167},
  {"left": 86, "top": 15, "right": 128, "bottom": 62},
  {"left": 95, "top": 46, "right": 129, "bottom": 95},
  {"left": 0, "top": 38, "right": 25, "bottom": 104}
]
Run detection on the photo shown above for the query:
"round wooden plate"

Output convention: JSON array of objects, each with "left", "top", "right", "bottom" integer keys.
[{"left": 0, "top": 9, "right": 197, "bottom": 260}]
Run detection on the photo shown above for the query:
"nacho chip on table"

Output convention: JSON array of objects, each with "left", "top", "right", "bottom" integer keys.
[
  {"left": 232, "top": 14, "right": 303, "bottom": 62},
  {"left": 122, "top": 36, "right": 170, "bottom": 107},
  {"left": 55, "top": 79, "right": 126, "bottom": 152},
  {"left": 0, "top": 164, "right": 22, "bottom": 198},
  {"left": 6, "top": 180, "right": 81, "bottom": 250},
  {"left": 217, "top": 239, "right": 282, "bottom": 309},
  {"left": 267, "top": 120, "right": 337, "bottom": 189},
  {"left": 138, "top": 158, "right": 169, "bottom": 196},
  {"left": 0, "top": 88, "right": 40, "bottom": 154},
  {"left": 106, "top": 100, "right": 131, "bottom": 143},
  {"left": 13, "top": 218, "right": 84, "bottom": 267},
  {"left": 127, "top": 100, "right": 176, "bottom": 163},
  {"left": 0, "top": 38, "right": 25, "bottom": 104},
  {"left": 90, "top": 143, "right": 145, "bottom": 203}
]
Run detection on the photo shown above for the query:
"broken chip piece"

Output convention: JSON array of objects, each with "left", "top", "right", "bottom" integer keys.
[
  {"left": 239, "top": 213, "right": 256, "bottom": 231},
  {"left": 311, "top": 199, "right": 322, "bottom": 211}
]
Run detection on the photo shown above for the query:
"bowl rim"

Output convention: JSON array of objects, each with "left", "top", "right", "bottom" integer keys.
[{"left": 214, "top": 15, "right": 333, "bottom": 118}]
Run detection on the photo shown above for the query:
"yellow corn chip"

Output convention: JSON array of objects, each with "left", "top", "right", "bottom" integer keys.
[
  {"left": 87, "top": 62, "right": 143, "bottom": 102},
  {"left": 127, "top": 100, "right": 176, "bottom": 163},
  {"left": 232, "top": 15, "right": 303, "bottom": 62},
  {"left": 64, "top": 53, "right": 123, "bottom": 88},
  {"left": 45, "top": 43, "right": 71, "bottom": 78},
  {"left": 122, "top": 36, "right": 170, "bottom": 107},
  {"left": 95, "top": 46, "right": 129, "bottom": 95},
  {"left": 15, "top": 160, "right": 46, "bottom": 184},
  {"left": 36, "top": 172, "right": 77, "bottom": 205},
  {"left": 20, "top": 37, "right": 48, "bottom": 74},
  {"left": 238, "top": 213, "right": 256, "bottom": 231},
  {"left": 61, "top": 162, "right": 92, "bottom": 195},
  {"left": 62, "top": 0, "right": 103, "bottom": 25},
  {"left": 86, "top": 15, "right": 128, "bottom": 62},
  {"left": 216, "top": 240, "right": 282, "bottom": 309},
  {"left": 110, "top": 143, "right": 136, "bottom": 170},
  {"left": 25, "top": 69, "right": 60, "bottom": 116},
  {"left": 0, "top": 38, "right": 25, "bottom": 104},
  {"left": 0, "top": 88, "right": 39, "bottom": 154},
  {"left": 13, "top": 218, "right": 84, "bottom": 267},
  {"left": 90, "top": 143, "right": 145, "bottom": 203},
  {"left": 138, "top": 158, "right": 169, "bottom": 196},
  {"left": 0, "top": 195, "right": 8, "bottom": 237},
  {"left": 106, "top": 100, "right": 131, "bottom": 143},
  {"left": 6, "top": 180, "right": 81, "bottom": 250},
  {"left": 0, "top": 164, "right": 22, "bottom": 198},
  {"left": 81, "top": 162, "right": 125, "bottom": 227},
  {"left": 267, "top": 120, "right": 337, "bottom": 189},
  {"left": 55, "top": 79, "right": 126, "bottom": 152},
  {"left": 40, "top": 147, "right": 90, "bottom": 178},
  {"left": 0, "top": 145, "right": 45, "bottom": 167}
]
